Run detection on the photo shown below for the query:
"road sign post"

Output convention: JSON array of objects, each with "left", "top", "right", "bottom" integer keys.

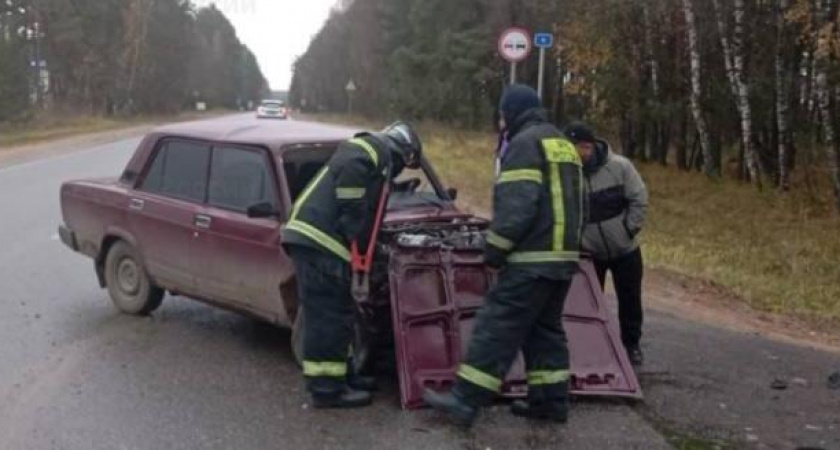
[
  {"left": 534, "top": 32, "right": 554, "bottom": 100},
  {"left": 499, "top": 28, "right": 532, "bottom": 85},
  {"left": 346, "top": 79, "right": 357, "bottom": 115}
]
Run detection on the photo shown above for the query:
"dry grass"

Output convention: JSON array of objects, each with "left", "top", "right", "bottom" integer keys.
[
  {"left": 0, "top": 110, "right": 228, "bottom": 150},
  {"left": 639, "top": 164, "right": 840, "bottom": 326},
  {"left": 309, "top": 114, "right": 840, "bottom": 327}
]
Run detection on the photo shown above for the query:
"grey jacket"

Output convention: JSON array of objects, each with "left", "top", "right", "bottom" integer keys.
[{"left": 582, "top": 141, "right": 648, "bottom": 261}]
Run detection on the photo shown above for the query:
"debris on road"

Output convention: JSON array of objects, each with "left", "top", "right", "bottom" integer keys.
[
  {"left": 828, "top": 371, "right": 840, "bottom": 390},
  {"left": 791, "top": 377, "right": 809, "bottom": 387},
  {"left": 770, "top": 379, "right": 788, "bottom": 390}
]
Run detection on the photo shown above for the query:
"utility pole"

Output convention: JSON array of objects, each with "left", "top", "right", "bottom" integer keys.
[
  {"left": 34, "top": 20, "right": 42, "bottom": 107},
  {"left": 346, "top": 80, "right": 356, "bottom": 115}
]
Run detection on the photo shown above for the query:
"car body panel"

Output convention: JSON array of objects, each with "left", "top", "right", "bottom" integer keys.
[{"left": 388, "top": 245, "right": 643, "bottom": 409}]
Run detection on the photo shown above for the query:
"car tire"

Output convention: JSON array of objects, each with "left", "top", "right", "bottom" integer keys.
[
  {"left": 291, "top": 308, "right": 305, "bottom": 367},
  {"left": 290, "top": 308, "right": 372, "bottom": 375},
  {"left": 104, "top": 241, "right": 164, "bottom": 316}
]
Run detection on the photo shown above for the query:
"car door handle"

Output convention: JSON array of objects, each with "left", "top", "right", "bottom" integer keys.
[
  {"left": 129, "top": 198, "right": 145, "bottom": 211},
  {"left": 194, "top": 214, "right": 212, "bottom": 229}
]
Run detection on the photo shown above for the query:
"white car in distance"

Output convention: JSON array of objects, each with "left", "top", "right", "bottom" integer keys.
[{"left": 256, "top": 100, "right": 289, "bottom": 120}]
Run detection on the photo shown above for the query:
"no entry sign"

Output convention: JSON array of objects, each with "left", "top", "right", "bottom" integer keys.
[{"left": 498, "top": 28, "right": 532, "bottom": 63}]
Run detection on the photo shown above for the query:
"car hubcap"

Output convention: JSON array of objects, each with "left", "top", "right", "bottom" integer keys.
[{"left": 117, "top": 257, "right": 140, "bottom": 296}]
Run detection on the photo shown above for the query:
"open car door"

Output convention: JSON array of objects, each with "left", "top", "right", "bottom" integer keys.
[{"left": 388, "top": 243, "right": 642, "bottom": 409}]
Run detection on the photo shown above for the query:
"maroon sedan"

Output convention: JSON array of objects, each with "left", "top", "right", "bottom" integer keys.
[{"left": 59, "top": 118, "right": 640, "bottom": 408}]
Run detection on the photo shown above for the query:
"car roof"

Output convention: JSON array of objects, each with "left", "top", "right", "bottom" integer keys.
[{"left": 151, "top": 116, "right": 362, "bottom": 154}]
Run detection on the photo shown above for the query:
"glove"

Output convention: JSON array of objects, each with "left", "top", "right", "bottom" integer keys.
[{"left": 484, "top": 246, "right": 507, "bottom": 270}]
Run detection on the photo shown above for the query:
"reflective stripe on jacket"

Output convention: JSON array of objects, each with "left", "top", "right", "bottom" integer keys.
[
  {"left": 485, "top": 109, "right": 586, "bottom": 280},
  {"left": 282, "top": 135, "right": 391, "bottom": 261}
]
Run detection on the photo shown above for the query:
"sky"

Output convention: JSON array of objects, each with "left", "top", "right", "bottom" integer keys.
[{"left": 195, "top": 0, "right": 338, "bottom": 91}]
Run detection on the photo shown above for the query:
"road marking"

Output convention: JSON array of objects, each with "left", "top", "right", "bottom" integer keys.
[{"left": 50, "top": 233, "right": 59, "bottom": 241}]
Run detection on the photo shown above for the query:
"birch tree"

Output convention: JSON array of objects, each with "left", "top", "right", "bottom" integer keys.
[
  {"left": 810, "top": 0, "right": 840, "bottom": 211},
  {"left": 712, "top": 0, "right": 762, "bottom": 186},
  {"left": 775, "top": 0, "right": 794, "bottom": 191},
  {"left": 682, "top": 0, "right": 716, "bottom": 176}
]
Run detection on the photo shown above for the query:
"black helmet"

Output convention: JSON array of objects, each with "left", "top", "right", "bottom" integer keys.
[{"left": 382, "top": 121, "right": 422, "bottom": 169}]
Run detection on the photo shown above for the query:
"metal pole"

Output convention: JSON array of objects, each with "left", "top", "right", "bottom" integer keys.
[
  {"left": 537, "top": 47, "right": 546, "bottom": 100},
  {"left": 34, "top": 21, "right": 41, "bottom": 106},
  {"left": 510, "top": 62, "right": 517, "bottom": 85}
]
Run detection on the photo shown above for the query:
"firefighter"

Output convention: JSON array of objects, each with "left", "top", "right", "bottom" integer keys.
[
  {"left": 564, "top": 121, "right": 649, "bottom": 366},
  {"left": 282, "top": 122, "right": 423, "bottom": 409},
  {"left": 423, "top": 84, "right": 585, "bottom": 427}
]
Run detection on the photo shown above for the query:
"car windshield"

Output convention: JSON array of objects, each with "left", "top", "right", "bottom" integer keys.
[
  {"left": 261, "top": 101, "right": 284, "bottom": 108},
  {"left": 388, "top": 161, "right": 448, "bottom": 210}
]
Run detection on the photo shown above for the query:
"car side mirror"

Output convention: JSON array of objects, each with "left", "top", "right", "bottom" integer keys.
[
  {"left": 446, "top": 187, "right": 459, "bottom": 201},
  {"left": 247, "top": 202, "right": 279, "bottom": 219}
]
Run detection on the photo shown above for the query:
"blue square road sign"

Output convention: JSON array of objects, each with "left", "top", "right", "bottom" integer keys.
[{"left": 534, "top": 33, "right": 554, "bottom": 49}]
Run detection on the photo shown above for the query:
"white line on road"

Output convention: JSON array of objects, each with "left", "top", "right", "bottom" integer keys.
[{"left": 50, "top": 233, "right": 59, "bottom": 241}]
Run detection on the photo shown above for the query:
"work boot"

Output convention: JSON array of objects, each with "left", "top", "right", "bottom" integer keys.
[
  {"left": 627, "top": 346, "right": 644, "bottom": 367},
  {"left": 510, "top": 400, "right": 568, "bottom": 423},
  {"left": 312, "top": 387, "right": 373, "bottom": 409},
  {"left": 422, "top": 389, "right": 477, "bottom": 428},
  {"left": 348, "top": 374, "right": 378, "bottom": 392}
]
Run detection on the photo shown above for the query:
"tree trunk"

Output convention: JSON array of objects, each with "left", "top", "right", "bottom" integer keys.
[
  {"left": 677, "top": 109, "right": 689, "bottom": 170},
  {"left": 775, "top": 0, "right": 793, "bottom": 191},
  {"left": 711, "top": 0, "right": 762, "bottom": 187},
  {"left": 711, "top": 0, "right": 739, "bottom": 98},
  {"left": 682, "top": 0, "right": 716, "bottom": 177},
  {"left": 817, "top": 71, "right": 840, "bottom": 211},
  {"left": 814, "top": 1, "right": 840, "bottom": 212},
  {"left": 642, "top": 3, "right": 661, "bottom": 98}
]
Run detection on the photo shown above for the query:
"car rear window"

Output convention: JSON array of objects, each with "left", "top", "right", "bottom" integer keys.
[
  {"left": 208, "top": 146, "right": 277, "bottom": 212},
  {"left": 141, "top": 140, "right": 211, "bottom": 202},
  {"left": 282, "top": 146, "right": 336, "bottom": 202}
]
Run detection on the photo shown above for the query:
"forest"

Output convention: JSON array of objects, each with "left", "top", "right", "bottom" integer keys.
[
  {"left": 0, "top": 0, "right": 268, "bottom": 119},
  {"left": 290, "top": 0, "right": 840, "bottom": 211}
]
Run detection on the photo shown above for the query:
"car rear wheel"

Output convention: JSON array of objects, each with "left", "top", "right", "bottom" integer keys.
[{"left": 104, "top": 241, "right": 164, "bottom": 315}]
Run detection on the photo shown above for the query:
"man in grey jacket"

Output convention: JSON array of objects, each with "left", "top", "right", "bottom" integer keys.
[{"left": 564, "top": 122, "right": 649, "bottom": 366}]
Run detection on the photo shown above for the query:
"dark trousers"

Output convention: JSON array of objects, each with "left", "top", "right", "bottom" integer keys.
[
  {"left": 454, "top": 268, "right": 572, "bottom": 408},
  {"left": 594, "top": 248, "right": 644, "bottom": 348},
  {"left": 288, "top": 246, "right": 354, "bottom": 395}
]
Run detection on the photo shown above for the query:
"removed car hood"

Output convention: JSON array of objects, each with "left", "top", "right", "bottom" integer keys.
[{"left": 387, "top": 243, "right": 642, "bottom": 409}]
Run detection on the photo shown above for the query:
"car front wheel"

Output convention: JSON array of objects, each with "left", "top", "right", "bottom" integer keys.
[{"left": 104, "top": 241, "right": 164, "bottom": 315}]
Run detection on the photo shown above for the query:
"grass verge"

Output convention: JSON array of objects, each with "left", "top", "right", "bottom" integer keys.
[
  {"left": 0, "top": 110, "right": 229, "bottom": 150},
  {"left": 307, "top": 114, "right": 840, "bottom": 328}
]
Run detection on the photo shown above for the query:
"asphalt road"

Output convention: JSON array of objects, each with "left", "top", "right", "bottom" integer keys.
[{"left": 0, "top": 114, "right": 837, "bottom": 450}]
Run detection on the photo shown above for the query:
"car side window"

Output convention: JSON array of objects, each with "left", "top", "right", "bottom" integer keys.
[
  {"left": 141, "top": 140, "right": 211, "bottom": 202},
  {"left": 208, "top": 146, "right": 277, "bottom": 213}
]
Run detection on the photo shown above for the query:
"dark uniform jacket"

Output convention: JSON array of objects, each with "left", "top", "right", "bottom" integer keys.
[
  {"left": 485, "top": 109, "right": 586, "bottom": 280},
  {"left": 282, "top": 134, "right": 392, "bottom": 262}
]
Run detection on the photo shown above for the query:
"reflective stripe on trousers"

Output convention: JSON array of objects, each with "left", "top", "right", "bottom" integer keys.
[{"left": 303, "top": 361, "right": 347, "bottom": 378}]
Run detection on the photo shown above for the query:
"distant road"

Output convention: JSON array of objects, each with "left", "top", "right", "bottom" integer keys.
[{"left": 0, "top": 114, "right": 835, "bottom": 450}]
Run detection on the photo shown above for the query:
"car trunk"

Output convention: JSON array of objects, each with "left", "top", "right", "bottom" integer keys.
[{"left": 376, "top": 218, "right": 643, "bottom": 409}]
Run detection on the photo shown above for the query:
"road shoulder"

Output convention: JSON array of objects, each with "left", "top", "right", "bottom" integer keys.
[{"left": 0, "top": 112, "right": 237, "bottom": 170}]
